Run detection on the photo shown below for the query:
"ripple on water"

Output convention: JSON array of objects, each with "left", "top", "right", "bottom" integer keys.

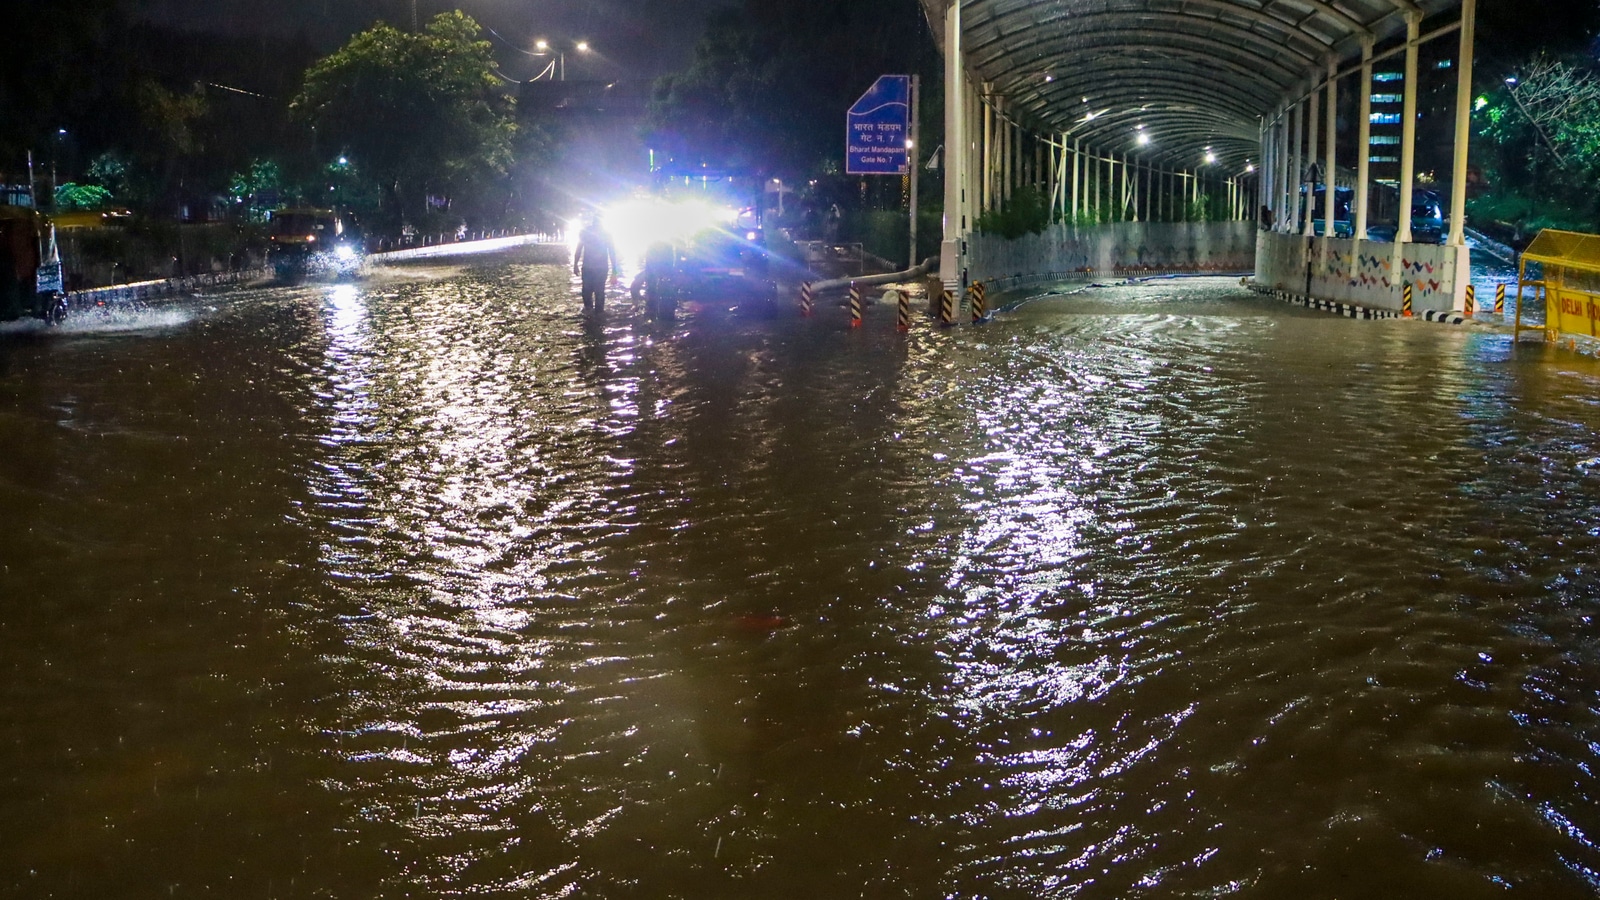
[{"left": 6, "top": 270, "right": 1600, "bottom": 897}]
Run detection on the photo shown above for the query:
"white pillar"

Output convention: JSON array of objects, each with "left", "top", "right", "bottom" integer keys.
[
  {"left": 1094, "top": 151, "right": 1101, "bottom": 221},
  {"left": 1304, "top": 80, "right": 1320, "bottom": 237},
  {"left": 1270, "top": 116, "right": 1280, "bottom": 223},
  {"left": 1034, "top": 136, "right": 1043, "bottom": 195},
  {"left": 940, "top": 0, "right": 966, "bottom": 292},
  {"left": 1260, "top": 119, "right": 1273, "bottom": 226},
  {"left": 1277, "top": 113, "right": 1292, "bottom": 230},
  {"left": 1398, "top": 11, "right": 1421, "bottom": 244},
  {"left": 1072, "top": 138, "right": 1081, "bottom": 221},
  {"left": 1049, "top": 137, "right": 1060, "bottom": 215},
  {"left": 972, "top": 93, "right": 985, "bottom": 212},
  {"left": 1142, "top": 162, "right": 1150, "bottom": 222},
  {"left": 968, "top": 82, "right": 981, "bottom": 231},
  {"left": 1325, "top": 58, "right": 1338, "bottom": 240},
  {"left": 1289, "top": 97, "right": 1304, "bottom": 234},
  {"left": 1356, "top": 39, "right": 1373, "bottom": 240},
  {"left": 1121, "top": 153, "right": 1130, "bottom": 220},
  {"left": 1273, "top": 116, "right": 1287, "bottom": 229},
  {"left": 1449, "top": 0, "right": 1477, "bottom": 247},
  {"left": 1003, "top": 114, "right": 1013, "bottom": 205}
]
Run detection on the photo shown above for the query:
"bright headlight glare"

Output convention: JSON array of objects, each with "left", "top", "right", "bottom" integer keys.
[
  {"left": 603, "top": 197, "right": 739, "bottom": 266},
  {"left": 335, "top": 244, "right": 358, "bottom": 260}
]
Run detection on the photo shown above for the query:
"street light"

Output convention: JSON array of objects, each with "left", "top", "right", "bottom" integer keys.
[
  {"left": 533, "top": 39, "right": 592, "bottom": 81},
  {"left": 52, "top": 129, "right": 68, "bottom": 202}
]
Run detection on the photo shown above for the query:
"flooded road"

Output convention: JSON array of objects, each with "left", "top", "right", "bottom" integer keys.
[{"left": 4, "top": 248, "right": 1600, "bottom": 898}]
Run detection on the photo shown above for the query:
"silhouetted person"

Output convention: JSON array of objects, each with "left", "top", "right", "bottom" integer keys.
[{"left": 573, "top": 218, "right": 615, "bottom": 313}]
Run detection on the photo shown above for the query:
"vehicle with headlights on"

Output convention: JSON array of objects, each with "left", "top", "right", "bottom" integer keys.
[
  {"left": 612, "top": 167, "right": 776, "bottom": 319},
  {"left": 268, "top": 208, "right": 365, "bottom": 281}
]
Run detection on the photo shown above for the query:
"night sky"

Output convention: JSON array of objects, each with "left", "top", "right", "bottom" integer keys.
[{"left": 131, "top": 0, "right": 735, "bottom": 79}]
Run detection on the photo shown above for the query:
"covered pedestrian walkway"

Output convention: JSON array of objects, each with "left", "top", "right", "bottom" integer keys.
[{"left": 922, "top": 0, "right": 1478, "bottom": 315}]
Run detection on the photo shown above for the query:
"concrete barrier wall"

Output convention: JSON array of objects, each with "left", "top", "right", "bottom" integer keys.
[
  {"left": 68, "top": 268, "right": 269, "bottom": 309},
  {"left": 369, "top": 233, "right": 550, "bottom": 263},
  {"left": 1255, "top": 230, "right": 1470, "bottom": 313},
  {"left": 967, "top": 221, "right": 1255, "bottom": 290}
]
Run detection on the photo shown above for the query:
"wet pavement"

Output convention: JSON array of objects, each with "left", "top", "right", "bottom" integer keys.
[{"left": 3, "top": 245, "right": 1600, "bottom": 898}]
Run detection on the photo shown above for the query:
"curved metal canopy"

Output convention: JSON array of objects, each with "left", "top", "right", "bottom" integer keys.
[{"left": 926, "top": 0, "right": 1460, "bottom": 171}]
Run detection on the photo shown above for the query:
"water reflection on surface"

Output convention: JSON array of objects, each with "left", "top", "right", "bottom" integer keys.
[{"left": 3, "top": 254, "right": 1600, "bottom": 898}]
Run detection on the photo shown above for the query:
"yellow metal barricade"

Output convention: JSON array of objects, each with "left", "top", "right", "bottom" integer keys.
[{"left": 1517, "top": 229, "right": 1600, "bottom": 346}]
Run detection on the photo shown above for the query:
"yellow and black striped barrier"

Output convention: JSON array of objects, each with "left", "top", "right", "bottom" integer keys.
[
  {"left": 1495, "top": 283, "right": 1506, "bottom": 316},
  {"left": 1465, "top": 284, "right": 1476, "bottom": 318},
  {"left": 940, "top": 288, "right": 955, "bottom": 326},
  {"left": 896, "top": 289, "right": 910, "bottom": 333},
  {"left": 969, "top": 281, "right": 988, "bottom": 322},
  {"left": 800, "top": 281, "right": 813, "bottom": 317},
  {"left": 1402, "top": 282, "right": 1413, "bottom": 318},
  {"left": 849, "top": 282, "right": 862, "bottom": 329}
]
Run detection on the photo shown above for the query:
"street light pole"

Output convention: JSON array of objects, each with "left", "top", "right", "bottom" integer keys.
[
  {"left": 52, "top": 129, "right": 66, "bottom": 207},
  {"left": 534, "top": 39, "right": 590, "bottom": 81}
]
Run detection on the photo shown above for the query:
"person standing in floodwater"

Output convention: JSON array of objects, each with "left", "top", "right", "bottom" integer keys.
[{"left": 573, "top": 217, "right": 616, "bottom": 313}]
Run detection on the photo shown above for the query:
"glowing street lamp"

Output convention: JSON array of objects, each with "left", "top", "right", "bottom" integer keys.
[{"left": 533, "top": 38, "right": 593, "bottom": 81}]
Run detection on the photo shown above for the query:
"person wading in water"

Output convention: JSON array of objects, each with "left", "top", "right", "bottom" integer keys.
[{"left": 573, "top": 216, "right": 616, "bottom": 313}]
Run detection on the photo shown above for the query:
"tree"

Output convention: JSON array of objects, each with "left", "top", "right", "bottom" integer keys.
[
  {"left": 1492, "top": 57, "right": 1600, "bottom": 171},
  {"left": 54, "top": 182, "right": 113, "bottom": 211},
  {"left": 645, "top": 12, "right": 776, "bottom": 172},
  {"left": 228, "top": 159, "right": 286, "bottom": 220},
  {"left": 291, "top": 12, "right": 513, "bottom": 229},
  {"left": 645, "top": 0, "right": 937, "bottom": 180},
  {"left": 1475, "top": 54, "right": 1600, "bottom": 233}
]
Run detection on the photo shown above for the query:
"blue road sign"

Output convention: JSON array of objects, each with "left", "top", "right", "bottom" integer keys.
[{"left": 847, "top": 75, "right": 911, "bottom": 175}]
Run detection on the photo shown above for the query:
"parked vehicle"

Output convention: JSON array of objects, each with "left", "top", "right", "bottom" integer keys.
[
  {"left": 1364, "top": 190, "right": 1446, "bottom": 244},
  {"left": 1409, "top": 190, "right": 1445, "bottom": 244},
  {"left": 1305, "top": 185, "right": 1354, "bottom": 238}
]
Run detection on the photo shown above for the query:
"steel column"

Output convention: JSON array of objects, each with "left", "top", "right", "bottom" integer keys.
[
  {"left": 1398, "top": 11, "right": 1421, "bottom": 245},
  {"left": 1325, "top": 57, "right": 1338, "bottom": 241},
  {"left": 1289, "top": 98, "right": 1304, "bottom": 235},
  {"left": 1304, "top": 80, "right": 1320, "bottom": 237},
  {"left": 1448, "top": 0, "right": 1476, "bottom": 247},
  {"left": 1003, "top": 113, "right": 1013, "bottom": 205},
  {"left": 1355, "top": 39, "right": 1373, "bottom": 240},
  {"left": 1072, "top": 138, "right": 1081, "bottom": 221},
  {"left": 982, "top": 94, "right": 993, "bottom": 213}
]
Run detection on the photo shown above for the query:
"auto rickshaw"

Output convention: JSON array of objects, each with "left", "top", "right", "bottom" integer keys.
[{"left": 0, "top": 204, "right": 67, "bottom": 324}]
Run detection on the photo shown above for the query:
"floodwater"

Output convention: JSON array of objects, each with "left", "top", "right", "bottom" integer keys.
[{"left": 4, "top": 248, "right": 1600, "bottom": 899}]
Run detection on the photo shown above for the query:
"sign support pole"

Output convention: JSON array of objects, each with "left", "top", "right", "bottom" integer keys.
[{"left": 909, "top": 74, "right": 921, "bottom": 270}]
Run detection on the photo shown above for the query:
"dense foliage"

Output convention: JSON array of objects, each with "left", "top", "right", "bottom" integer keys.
[
  {"left": 1473, "top": 54, "right": 1600, "bottom": 237},
  {"left": 291, "top": 13, "right": 514, "bottom": 231},
  {"left": 645, "top": 0, "right": 939, "bottom": 179}
]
